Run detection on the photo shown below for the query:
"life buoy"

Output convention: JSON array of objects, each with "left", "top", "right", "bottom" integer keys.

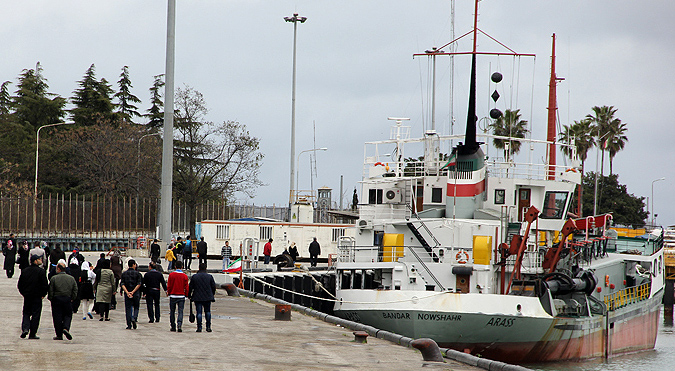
[
  {"left": 605, "top": 275, "right": 610, "bottom": 287},
  {"left": 456, "top": 251, "right": 469, "bottom": 264},
  {"left": 565, "top": 168, "right": 578, "bottom": 173},
  {"left": 374, "top": 162, "right": 385, "bottom": 167}
]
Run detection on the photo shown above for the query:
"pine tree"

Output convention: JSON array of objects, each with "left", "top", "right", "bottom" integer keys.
[
  {"left": 70, "top": 64, "right": 115, "bottom": 126},
  {"left": 114, "top": 66, "right": 142, "bottom": 123},
  {"left": 12, "top": 62, "right": 66, "bottom": 131},
  {"left": 146, "top": 74, "right": 164, "bottom": 129}
]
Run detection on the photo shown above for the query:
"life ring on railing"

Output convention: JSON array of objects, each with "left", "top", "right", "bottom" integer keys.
[
  {"left": 456, "top": 251, "right": 469, "bottom": 264},
  {"left": 565, "top": 168, "right": 579, "bottom": 173},
  {"left": 374, "top": 162, "right": 385, "bottom": 167}
]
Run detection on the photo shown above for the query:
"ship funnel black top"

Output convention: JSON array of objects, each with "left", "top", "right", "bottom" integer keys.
[{"left": 459, "top": 53, "right": 479, "bottom": 156}]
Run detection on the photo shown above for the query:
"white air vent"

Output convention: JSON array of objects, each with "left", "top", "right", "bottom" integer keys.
[
  {"left": 384, "top": 187, "right": 402, "bottom": 203},
  {"left": 357, "top": 219, "right": 372, "bottom": 230}
]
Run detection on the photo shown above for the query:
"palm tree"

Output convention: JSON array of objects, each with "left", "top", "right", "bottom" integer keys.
[
  {"left": 559, "top": 118, "right": 596, "bottom": 215},
  {"left": 605, "top": 119, "right": 628, "bottom": 174},
  {"left": 489, "top": 109, "right": 529, "bottom": 161},
  {"left": 559, "top": 118, "right": 596, "bottom": 172},
  {"left": 586, "top": 105, "right": 618, "bottom": 177}
]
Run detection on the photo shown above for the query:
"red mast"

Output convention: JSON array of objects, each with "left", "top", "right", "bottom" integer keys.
[{"left": 546, "top": 34, "right": 559, "bottom": 180}]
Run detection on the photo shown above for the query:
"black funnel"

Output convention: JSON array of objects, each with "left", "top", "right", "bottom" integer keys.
[{"left": 459, "top": 53, "right": 479, "bottom": 155}]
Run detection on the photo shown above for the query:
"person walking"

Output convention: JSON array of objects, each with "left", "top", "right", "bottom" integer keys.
[
  {"left": 94, "top": 259, "right": 116, "bottom": 321},
  {"left": 48, "top": 245, "right": 65, "bottom": 279},
  {"left": 3, "top": 234, "right": 18, "bottom": 278},
  {"left": 309, "top": 237, "right": 321, "bottom": 267},
  {"left": 183, "top": 236, "right": 193, "bottom": 270},
  {"left": 120, "top": 259, "right": 143, "bottom": 330},
  {"left": 17, "top": 241, "right": 30, "bottom": 270},
  {"left": 188, "top": 263, "right": 216, "bottom": 332},
  {"left": 167, "top": 260, "right": 189, "bottom": 332},
  {"left": 288, "top": 242, "right": 299, "bottom": 262},
  {"left": 165, "top": 243, "right": 176, "bottom": 271},
  {"left": 221, "top": 241, "right": 231, "bottom": 271},
  {"left": 67, "top": 248, "right": 84, "bottom": 314},
  {"left": 48, "top": 260, "right": 77, "bottom": 340},
  {"left": 197, "top": 237, "right": 208, "bottom": 268},
  {"left": 17, "top": 254, "right": 49, "bottom": 339},
  {"left": 263, "top": 238, "right": 273, "bottom": 265},
  {"left": 109, "top": 249, "right": 123, "bottom": 310},
  {"left": 143, "top": 261, "right": 167, "bottom": 323},
  {"left": 79, "top": 261, "right": 96, "bottom": 320},
  {"left": 174, "top": 237, "right": 184, "bottom": 266},
  {"left": 149, "top": 239, "right": 161, "bottom": 264}
]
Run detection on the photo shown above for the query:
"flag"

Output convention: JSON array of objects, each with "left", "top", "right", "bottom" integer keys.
[
  {"left": 223, "top": 257, "right": 242, "bottom": 273},
  {"left": 440, "top": 153, "right": 457, "bottom": 170}
]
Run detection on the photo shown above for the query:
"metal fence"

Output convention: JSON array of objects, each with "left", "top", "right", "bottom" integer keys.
[{"left": 0, "top": 194, "right": 352, "bottom": 239}]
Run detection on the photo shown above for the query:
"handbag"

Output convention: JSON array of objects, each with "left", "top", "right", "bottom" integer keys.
[{"left": 189, "top": 299, "right": 195, "bottom": 323}]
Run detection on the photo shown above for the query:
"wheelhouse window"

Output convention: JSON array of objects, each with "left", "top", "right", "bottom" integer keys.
[
  {"left": 540, "top": 191, "right": 569, "bottom": 219},
  {"left": 368, "top": 189, "right": 383, "bottom": 204}
]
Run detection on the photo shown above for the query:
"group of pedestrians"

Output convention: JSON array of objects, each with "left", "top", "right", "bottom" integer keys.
[{"left": 5, "top": 235, "right": 219, "bottom": 340}]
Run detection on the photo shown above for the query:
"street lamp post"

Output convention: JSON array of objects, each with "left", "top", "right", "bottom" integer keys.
[
  {"left": 34, "top": 122, "right": 74, "bottom": 229},
  {"left": 295, "top": 147, "right": 327, "bottom": 203},
  {"left": 284, "top": 13, "right": 307, "bottom": 214},
  {"left": 651, "top": 177, "right": 665, "bottom": 226}
]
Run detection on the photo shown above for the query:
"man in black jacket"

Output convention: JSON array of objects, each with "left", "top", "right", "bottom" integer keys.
[
  {"left": 3, "top": 234, "right": 18, "bottom": 278},
  {"left": 196, "top": 237, "right": 208, "bottom": 268},
  {"left": 188, "top": 263, "right": 216, "bottom": 332},
  {"left": 308, "top": 237, "right": 321, "bottom": 267},
  {"left": 120, "top": 259, "right": 143, "bottom": 330},
  {"left": 17, "top": 254, "right": 49, "bottom": 339},
  {"left": 150, "top": 239, "right": 161, "bottom": 264},
  {"left": 143, "top": 261, "right": 167, "bottom": 323}
]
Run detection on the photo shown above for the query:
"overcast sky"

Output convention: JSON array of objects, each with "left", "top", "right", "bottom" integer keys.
[{"left": 3, "top": 1, "right": 674, "bottom": 226}]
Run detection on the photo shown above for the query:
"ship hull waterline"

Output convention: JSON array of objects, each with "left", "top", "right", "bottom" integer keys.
[{"left": 334, "top": 289, "right": 663, "bottom": 363}]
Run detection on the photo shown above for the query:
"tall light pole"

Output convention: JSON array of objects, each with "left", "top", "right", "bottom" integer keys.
[
  {"left": 295, "top": 147, "right": 327, "bottom": 202},
  {"left": 285, "top": 13, "right": 307, "bottom": 214},
  {"left": 160, "top": 0, "right": 176, "bottom": 248},
  {"left": 34, "top": 122, "right": 74, "bottom": 229},
  {"left": 651, "top": 177, "right": 665, "bottom": 226}
]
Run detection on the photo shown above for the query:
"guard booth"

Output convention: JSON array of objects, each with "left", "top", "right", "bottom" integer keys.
[{"left": 242, "top": 237, "right": 260, "bottom": 270}]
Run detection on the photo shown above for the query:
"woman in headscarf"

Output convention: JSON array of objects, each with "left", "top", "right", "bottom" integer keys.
[
  {"left": 94, "top": 259, "right": 116, "bottom": 321},
  {"left": 109, "top": 249, "right": 123, "bottom": 310},
  {"left": 17, "top": 241, "right": 31, "bottom": 270},
  {"left": 79, "top": 261, "right": 96, "bottom": 320}
]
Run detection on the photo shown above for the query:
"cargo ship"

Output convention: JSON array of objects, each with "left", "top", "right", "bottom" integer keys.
[{"left": 333, "top": 1, "right": 664, "bottom": 363}]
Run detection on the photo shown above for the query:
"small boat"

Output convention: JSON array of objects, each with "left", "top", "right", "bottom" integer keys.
[{"left": 333, "top": 1, "right": 664, "bottom": 363}]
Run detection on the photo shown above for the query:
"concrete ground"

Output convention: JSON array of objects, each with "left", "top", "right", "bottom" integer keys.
[{"left": 0, "top": 253, "right": 480, "bottom": 371}]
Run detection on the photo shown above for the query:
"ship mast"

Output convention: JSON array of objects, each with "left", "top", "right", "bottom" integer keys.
[{"left": 546, "top": 34, "right": 563, "bottom": 180}]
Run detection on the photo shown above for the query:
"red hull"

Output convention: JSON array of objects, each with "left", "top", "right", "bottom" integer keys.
[{"left": 439, "top": 297, "right": 661, "bottom": 364}]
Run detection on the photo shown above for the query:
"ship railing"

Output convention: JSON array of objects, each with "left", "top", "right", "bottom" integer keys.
[
  {"left": 362, "top": 133, "right": 578, "bottom": 181},
  {"left": 358, "top": 204, "right": 410, "bottom": 222},
  {"left": 603, "top": 282, "right": 651, "bottom": 311},
  {"left": 337, "top": 244, "right": 440, "bottom": 264}
]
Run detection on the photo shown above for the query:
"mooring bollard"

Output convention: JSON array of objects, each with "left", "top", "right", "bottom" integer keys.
[
  {"left": 222, "top": 283, "right": 240, "bottom": 297},
  {"left": 353, "top": 331, "right": 369, "bottom": 343},
  {"left": 411, "top": 338, "right": 444, "bottom": 362},
  {"left": 275, "top": 304, "right": 291, "bottom": 321}
]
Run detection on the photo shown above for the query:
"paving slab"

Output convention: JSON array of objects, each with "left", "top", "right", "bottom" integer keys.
[{"left": 0, "top": 254, "right": 480, "bottom": 371}]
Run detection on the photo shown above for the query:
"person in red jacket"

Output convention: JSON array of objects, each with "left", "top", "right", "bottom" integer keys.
[
  {"left": 167, "top": 260, "right": 189, "bottom": 332},
  {"left": 263, "top": 238, "right": 273, "bottom": 264}
]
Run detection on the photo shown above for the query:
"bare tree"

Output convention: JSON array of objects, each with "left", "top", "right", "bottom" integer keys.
[{"left": 173, "top": 85, "right": 263, "bottom": 236}]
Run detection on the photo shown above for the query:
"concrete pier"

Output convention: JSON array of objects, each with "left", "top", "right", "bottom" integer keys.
[{"left": 0, "top": 254, "right": 481, "bottom": 370}]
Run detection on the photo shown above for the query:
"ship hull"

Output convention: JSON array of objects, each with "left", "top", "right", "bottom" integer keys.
[{"left": 334, "top": 289, "right": 663, "bottom": 363}]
